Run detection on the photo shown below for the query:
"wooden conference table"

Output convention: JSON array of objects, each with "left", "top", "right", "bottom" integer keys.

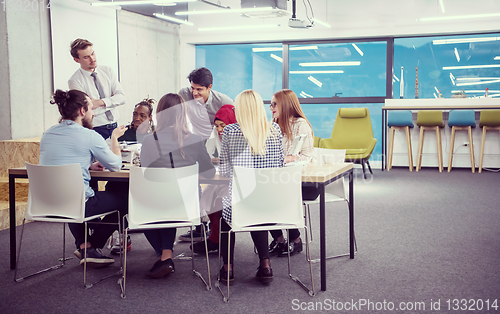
[{"left": 9, "top": 163, "right": 354, "bottom": 292}]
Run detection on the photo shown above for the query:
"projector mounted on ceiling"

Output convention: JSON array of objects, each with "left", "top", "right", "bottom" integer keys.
[{"left": 288, "top": 0, "right": 313, "bottom": 29}]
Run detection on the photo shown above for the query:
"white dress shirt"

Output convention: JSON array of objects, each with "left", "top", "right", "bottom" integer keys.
[{"left": 68, "top": 65, "right": 126, "bottom": 127}]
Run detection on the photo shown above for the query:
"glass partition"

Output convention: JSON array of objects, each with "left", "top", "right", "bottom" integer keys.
[
  {"left": 288, "top": 41, "right": 387, "bottom": 98},
  {"left": 394, "top": 33, "right": 500, "bottom": 99},
  {"left": 196, "top": 43, "right": 283, "bottom": 100}
]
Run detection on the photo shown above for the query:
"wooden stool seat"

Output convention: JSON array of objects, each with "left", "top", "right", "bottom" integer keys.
[
  {"left": 416, "top": 110, "right": 445, "bottom": 172},
  {"left": 479, "top": 110, "right": 500, "bottom": 173},
  {"left": 447, "top": 110, "right": 476, "bottom": 173},
  {"left": 387, "top": 110, "right": 414, "bottom": 171}
]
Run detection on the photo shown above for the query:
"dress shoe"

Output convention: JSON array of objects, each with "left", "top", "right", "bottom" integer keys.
[
  {"left": 191, "top": 239, "right": 218, "bottom": 254},
  {"left": 146, "top": 258, "right": 175, "bottom": 279},
  {"left": 278, "top": 238, "right": 303, "bottom": 257},
  {"left": 255, "top": 266, "right": 273, "bottom": 283},
  {"left": 219, "top": 266, "right": 234, "bottom": 286},
  {"left": 269, "top": 239, "right": 287, "bottom": 256}
]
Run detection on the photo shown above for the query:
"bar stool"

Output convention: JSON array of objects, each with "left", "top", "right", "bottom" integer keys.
[
  {"left": 387, "top": 110, "right": 414, "bottom": 171},
  {"left": 479, "top": 110, "right": 500, "bottom": 173},
  {"left": 447, "top": 110, "right": 476, "bottom": 173},
  {"left": 416, "top": 110, "right": 445, "bottom": 172}
]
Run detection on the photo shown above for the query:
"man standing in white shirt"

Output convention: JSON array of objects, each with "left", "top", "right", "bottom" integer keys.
[
  {"left": 178, "top": 67, "right": 233, "bottom": 243},
  {"left": 68, "top": 38, "right": 126, "bottom": 139},
  {"left": 178, "top": 67, "right": 233, "bottom": 139}
]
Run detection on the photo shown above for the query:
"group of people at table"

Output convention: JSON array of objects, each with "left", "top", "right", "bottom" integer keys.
[{"left": 39, "top": 38, "right": 321, "bottom": 286}]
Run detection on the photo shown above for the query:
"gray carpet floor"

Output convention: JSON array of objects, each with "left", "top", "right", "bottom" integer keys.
[{"left": 0, "top": 167, "right": 499, "bottom": 313}]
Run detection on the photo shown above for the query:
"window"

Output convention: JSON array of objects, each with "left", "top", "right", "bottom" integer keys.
[
  {"left": 289, "top": 41, "right": 387, "bottom": 98},
  {"left": 394, "top": 33, "right": 500, "bottom": 99},
  {"left": 196, "top": 43, "right": 283, "bottom": 100}
]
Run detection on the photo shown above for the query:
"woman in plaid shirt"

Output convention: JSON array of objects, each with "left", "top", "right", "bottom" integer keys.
[{"left": 218, "top": 90, "right": 284, "bottom": 285}]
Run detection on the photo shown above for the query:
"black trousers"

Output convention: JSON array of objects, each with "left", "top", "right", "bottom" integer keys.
[
  {"left": 220, "top": 218, "right": 269, "bottom": 265},
  {"left": 269, "top": 184, "right": 321, "bottom": 242},
  {"left": 68, "top": 184, "right": 128, "bottom": 249}
]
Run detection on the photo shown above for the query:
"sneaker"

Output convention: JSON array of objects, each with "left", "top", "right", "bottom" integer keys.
[
  {"left": 145, "top": 258, "right": 175, "bottom": 279},
  {"left": 110, "top": 235, "right": 132, "bottom": 255},
  {"left": 79, "top": 247, "right": 115, "bottom": 268},
  {"left": 178, "top": 229, "right": 209, "bottom": 242},
  {"left": 74, "top": 249, "right": 81, "bottom": 259},
  {"left": 278, "top": 238, "right": 303, "bottom": 257},
  {"left": 191, "top": 239, "right": 218, "bottom": 254},
  {"left": 219, "top": 266, "right": 234, "bottom": 286},
  {"left": 255, "top": 265, "right": 273, "bottom": 283},
  {"left": 269, "top": 239, "right": 287, "bottom": 256}
]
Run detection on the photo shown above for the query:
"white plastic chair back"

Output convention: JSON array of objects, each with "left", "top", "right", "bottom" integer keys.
[
  {"left": 230, "top": 165, "right": 304, "bottom": 232},
  {"left": 128, "top": 164, "right": 200, "bottom": 230},
  {"left": 310, "top": 149, "right": 347, "bottom": 201},
  {"left": 289, "top": 134, "right": 307, "bottom": 156},
  {"left": 25, "top": 162, "right": 86, "bottom": 223}
]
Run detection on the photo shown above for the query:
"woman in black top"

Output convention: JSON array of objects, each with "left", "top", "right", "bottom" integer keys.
[{"left": 139, "top": 93, "right": 215, "bottom": 279}]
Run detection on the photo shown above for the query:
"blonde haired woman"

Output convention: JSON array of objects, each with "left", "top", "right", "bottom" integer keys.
[
  {"left": 269, "top": 89, "right": 317, "bottom": 257},
  {"left": 218, "top": 90, "right": 284, "bottom": 285}
]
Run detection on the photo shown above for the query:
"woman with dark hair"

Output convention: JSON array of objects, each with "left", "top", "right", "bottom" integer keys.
[
  {"left": 139, "top": 93, "right": 215, "bottom": 279},
  {"left": 268, "top": 89, "right": 316, "bottom": 257},
  {"left": 118, "top": 98, "right": 155, "bottom": 142}
]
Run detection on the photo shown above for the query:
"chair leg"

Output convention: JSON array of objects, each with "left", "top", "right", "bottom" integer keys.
[
  {"left": 216, "top": 218, "right": 231, "bottom": 302},
  {"left": 14, "top": 221, "right": 66, "bottom": 282},
  {"left": 366, "top": 160, "right": 373, "bottom": 174},
  {"left": 416, "top": 127, "right": 424, "bottom": 171},
  {"left": 120, "top": 227, "right": 129, "bottom": 299},
  {"left": 192, "top": 224, "right": 212, "bottom": 290},
  {"left": 448, "top": 126, "right": 456, "bottom": 172},
  {"left": 479, "top": 127, "right": 486, "bottom": 173},
  {"left": 83, "top": 212, "right": 123, "bottom": 290},
  {"left": 388, "top": 127, "right": 395, "bottom": 171},
  {"left": 360, "top": 160, "right": 367, "bottom": 179},
  {"left": 436, "top": 127, "right": 443, "bottom": 172},
  {"left": 405, "top": 126, "right": 413, "bottom": 171},
  {"left": 287, "top": 229, "right": 315, "bottom": 297},
  {"left": 468, "top": 126, "right": 475, "bottom": 173}
]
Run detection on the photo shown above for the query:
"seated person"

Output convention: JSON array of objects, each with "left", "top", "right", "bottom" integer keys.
[
  {"left": 40, "top": 89, "right": 127, "bottom": 267},
  {"left": 268, "top": 89, "right": 317, "bottom": 257},
  {"left": 192, "top": 104, "right": 236, "bottom": 254},
  {"left": 219, "top": 90, "right": 284, "bottom": 285},
  {"left": 140, "top": 93, "right": 215, "bottom": 279},
  {"left": 118, "top": 98, "right": 155, "bottom": 142}
]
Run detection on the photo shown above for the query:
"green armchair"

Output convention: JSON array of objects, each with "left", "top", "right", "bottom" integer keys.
[{"left": 319, "top": 108, "right": 377, "bottom": 178}]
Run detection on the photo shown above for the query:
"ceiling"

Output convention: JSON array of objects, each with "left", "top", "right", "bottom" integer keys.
[{"left": 87, "top": 0, "right": 500, "bottom": 44}]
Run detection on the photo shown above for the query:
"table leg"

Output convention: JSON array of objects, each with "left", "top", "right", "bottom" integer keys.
[
  {"left": 319, "top": 182, "right": 326, "bottom": 291},
  {"left": 10, "top": 175, "right": 16, "bottom": 270},
  {"left": 382, "top": 109, "right": 387, "bottom": 171},
  {"left": 349, "top": 170, "right": 354, "bottom": 259}
]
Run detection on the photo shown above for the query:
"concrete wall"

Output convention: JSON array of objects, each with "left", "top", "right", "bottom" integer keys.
[
  {"left": 117, "top": 10, "right": 180, "bottom": 122},
  {"left": 0, "top": 7, "right": 53, "bottom": 140},
  {"left": 0, "top": 9, "right": 11, "bottom": 140}
]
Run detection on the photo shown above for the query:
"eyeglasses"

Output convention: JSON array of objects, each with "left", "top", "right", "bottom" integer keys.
[{"left": 270, "top": 102, "right": 277, "bottom": 109}]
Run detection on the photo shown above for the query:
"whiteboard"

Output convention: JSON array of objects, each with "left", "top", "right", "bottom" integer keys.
[{"left": 50, "top": 0, "right": 119, "bottom": 92}]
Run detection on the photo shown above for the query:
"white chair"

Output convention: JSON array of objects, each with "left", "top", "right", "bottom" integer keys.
[
  {"left": 217, "top": 165, "right": 315, "bottom": 302},
  {"left": 120, "top": 164, "right": 211, "bottom": 298},
  {"left": 303, "top": 149, "right": 357, "bottom": 262},
  {"left": 15, "top": 163, "right": 122, "bottom": 288}
]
